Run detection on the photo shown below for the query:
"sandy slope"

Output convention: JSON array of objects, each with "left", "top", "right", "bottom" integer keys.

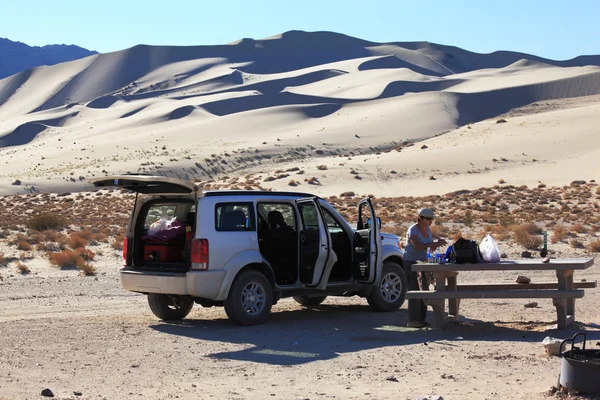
[{"left": 0, "top": 31, "right": 599, "bottom": 197}]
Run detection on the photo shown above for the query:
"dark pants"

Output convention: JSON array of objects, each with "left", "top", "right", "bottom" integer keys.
[{"left": 404, "top": 260, "right": 430, "bottom": 323}]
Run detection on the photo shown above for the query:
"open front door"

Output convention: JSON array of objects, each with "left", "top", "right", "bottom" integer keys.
[
  {"left": 296, "top": 198, "right": 337, "bottom": 290},
  {"left": 353, "top": 198, "right": 381, "bottom": 284}
]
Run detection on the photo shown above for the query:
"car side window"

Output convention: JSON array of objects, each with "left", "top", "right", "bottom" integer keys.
[
  {"left": 215, "top": 202, "right": 255, "bottom": 232},
  {"left": 256, "top": 203, "right": 296, "bottom": 231},
  {"left": 322, "top": 208, "right": 344, "bottom": 234}
]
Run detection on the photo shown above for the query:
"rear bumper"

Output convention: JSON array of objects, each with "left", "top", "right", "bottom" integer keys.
[{"left": 120, "top": 267, "right": 227, "bottom": 299}]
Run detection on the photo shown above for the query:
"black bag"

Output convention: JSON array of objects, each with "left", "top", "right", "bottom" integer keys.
[{"left": 449, "top": 238, "right": 482, "bottom": 264}]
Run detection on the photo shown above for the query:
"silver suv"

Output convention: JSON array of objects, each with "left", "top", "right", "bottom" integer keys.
[{"left": 90, "top": 175, "right": 407, "bottom": 325}]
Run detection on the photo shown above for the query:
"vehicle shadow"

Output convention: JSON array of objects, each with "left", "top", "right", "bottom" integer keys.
[{"left": 150, "top": 303, "right": 600, "bottom": 366}]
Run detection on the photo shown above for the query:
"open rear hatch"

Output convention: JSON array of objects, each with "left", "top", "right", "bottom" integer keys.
[{"left": 88, "top": 175, "right": 196, "bottom": 194}]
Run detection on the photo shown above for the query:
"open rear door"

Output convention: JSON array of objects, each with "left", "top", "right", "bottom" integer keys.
[
  {"left": 296, "top": 198, "right": 337, "bottom": 290},
  {"left": 354, "top": 198, "right": 381, "bottom": 284},
  {"left": 88, "top": 175, "right": 196, "bottom": 194}
]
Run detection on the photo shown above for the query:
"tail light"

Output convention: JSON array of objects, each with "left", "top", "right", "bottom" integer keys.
[
  {"left": 122, "top": 237, "right": 128, "bottom": 266},
  {"left": 191, "top": 239, "right": 209, "bottom": 270}
]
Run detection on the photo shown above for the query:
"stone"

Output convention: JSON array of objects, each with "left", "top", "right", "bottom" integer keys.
[{"left": 41, "top": 388, "right": 54, "bottom": 397}]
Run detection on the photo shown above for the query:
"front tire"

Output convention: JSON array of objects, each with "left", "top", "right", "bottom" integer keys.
[
  {"left": 367, "top": 261, "right": 407, "bottom": 311},
  {"left": 224, "top": 270, "right": 273, "bottom": 325},
  {"left": 293, "top": 295, "right": 327, "bottom": 306},
  {"left": 148, "top": 293, "right": 194, "bottom": 320}
]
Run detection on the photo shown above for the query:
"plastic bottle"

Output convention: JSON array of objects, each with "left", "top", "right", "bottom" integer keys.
[{"left": 426, "top": 247, "right": 433, "bottom": 263}]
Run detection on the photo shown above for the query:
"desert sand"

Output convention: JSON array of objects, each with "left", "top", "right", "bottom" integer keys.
[{"left": 1, "top": 31, "right": 600, "bottom": 400}]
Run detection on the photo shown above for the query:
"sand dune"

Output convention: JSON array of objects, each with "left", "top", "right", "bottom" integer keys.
[{"left": 0, "top": 30, "right": 598, "bottom": 196}]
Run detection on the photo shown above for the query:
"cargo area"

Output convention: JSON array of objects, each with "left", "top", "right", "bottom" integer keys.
[{"left": 132, "top": 200, "right": 195, "bottom": 272}]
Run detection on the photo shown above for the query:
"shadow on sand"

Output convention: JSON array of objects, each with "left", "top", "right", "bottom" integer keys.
[{"left": 151, "top": 303, "right": 600, "bottom": 366}]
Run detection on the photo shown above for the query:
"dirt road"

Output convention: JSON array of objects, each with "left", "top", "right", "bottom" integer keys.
[{"left": 1, "top": 263, "right": 599, "bottom": 400}]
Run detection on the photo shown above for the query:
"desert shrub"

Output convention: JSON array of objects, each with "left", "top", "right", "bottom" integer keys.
[
  {"left": 76, "top": 259, "right": 96, "bottom": 276},
  {"left": 26, "top": 213, "right": 67, "bottom": 231},
  {"left": 569, "top": 238, "right": 584, "bottom": 248},
  {"left": 16, "top": 240, "right": 32, "bottom": 251},
  {"left": 43, "top": 230, "right": 66, "bottom": 242},
  {"left": 111, "top": 237, "right": 124, "bottom": 250},
  {"left": 16, "top": 262, "right": 30, "bottom": 274},
  {"left": 515, "top": 222, "right": 543, "bottom": 235},
  {"left": 78, "top": 248, "right": 95, "bottom": 261},
  {"left": 514, "top": 230, "right": 542, "bottom": 249},
  {"left": 48, "top": 250, "right": 81, "bottom": 268},
  {"left": 66, "top": 234, "right": 87, "bottom": 249},
  {"left": 570, "top": 223, "right": 587, "bottom": 233},
  {"left": 430, "top": 224, "right": 448, "bottom": 238},
  {"left": 587, "top": 239, "right": 600, "bottom": 252},
  {"left": 551, "top": 225, "right": 568, "bottom": 243}
]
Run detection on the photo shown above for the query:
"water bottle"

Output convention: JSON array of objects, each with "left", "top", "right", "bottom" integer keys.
[{"left": 427, "top": 248, "right": 433, "bottom": 263}]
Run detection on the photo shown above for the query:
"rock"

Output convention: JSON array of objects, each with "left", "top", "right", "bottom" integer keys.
[
  {"left": 516, "top": 275, "right": 531, "bottom": 284},
  {"left": 41, "top": 388, "right": 54, "bottom": 397},
  {"left": 500, "top": 253, "right": 507, "bottom": 259},
  {"left": 73, "top": 391, "right": 83, "bottom": 396},
  {"left": 521, "top": 251, "right": 532, "bottom": 258},
  {"left": 421, "top": 145, "right": 428, "bottom": 149},
  {"left": 542, "top": 337, "right": 563, "bottom": 356},
  {"left": 385, "top": 376, "right": 398, "bottom": 382},
  {"left": 524, "top": 301, "right": 538, "bottom": 308},
  {"left": 496, "top": 118, "right": 507, "bottom": 123}
]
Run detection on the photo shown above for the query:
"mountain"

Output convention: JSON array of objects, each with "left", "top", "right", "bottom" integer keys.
[
  {"left": 0, "top": 37, "right": 98, "bottom": 80},
  {"left": 0, "top": 30, "right": 599, "bottom": 196}
]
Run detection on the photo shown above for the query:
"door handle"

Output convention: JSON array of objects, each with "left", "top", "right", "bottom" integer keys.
[{"left": 300, "top": 234, "right": 306, "bottom": 243}]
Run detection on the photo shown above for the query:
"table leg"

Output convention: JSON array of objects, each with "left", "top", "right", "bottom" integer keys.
[
  {"left": 447, "top": 274, "right": 460, "bottom": 319},
  {"left": 553, "top": 298, "right": 567, "bottom": 330},
  {"left": 556, "top": 269, "right": 575, "bottom": 328}
]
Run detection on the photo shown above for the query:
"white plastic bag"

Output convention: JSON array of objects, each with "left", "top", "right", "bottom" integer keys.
[{"left": 479, "top": 234, "right": 501, "bottom": 262}]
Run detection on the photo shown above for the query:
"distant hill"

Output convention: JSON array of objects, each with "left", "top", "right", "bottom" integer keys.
[{"left": 0, "top": 37, "right": 98, "bottom": 80}]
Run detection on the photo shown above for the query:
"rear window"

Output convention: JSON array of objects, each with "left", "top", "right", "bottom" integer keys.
[{"left": 215, "top": 203, "right": 255, "bottom": 231}]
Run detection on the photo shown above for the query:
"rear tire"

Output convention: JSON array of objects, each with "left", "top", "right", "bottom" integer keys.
[
  {"left": 293, "top": 295, "right": 327, "bottom": 306},
  {"left": 224, "top": 270, "right": 273, "bottom": 325},
  {"left": 367, "top": 261, "right": 407, "bottom": 311},
  {"left": 148, "top": 293, "right": 194, "bottom": 320}
]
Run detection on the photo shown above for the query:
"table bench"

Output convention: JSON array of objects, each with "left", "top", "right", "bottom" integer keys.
[{"left": 405, "top": 258, "right": 595, "bottom": 329}]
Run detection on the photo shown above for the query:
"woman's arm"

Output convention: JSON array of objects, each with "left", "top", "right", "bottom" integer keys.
[{"left": 408, "top": 234, "right": 446, "bottom": 251}]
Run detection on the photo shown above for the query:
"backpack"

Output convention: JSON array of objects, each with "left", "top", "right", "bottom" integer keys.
[{"left": 447, "top": 238, "right": 482, "bottom": 264}]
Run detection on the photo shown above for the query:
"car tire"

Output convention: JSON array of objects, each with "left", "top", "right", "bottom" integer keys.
[
  {"left": 367, "top": 261, "right": 407, "bottom": 311},
  {"left": 292, "top": 295, "right": 327, "bottom": 306},
  {"left": 148, "top": 293, "right": 194, "bottom": 320},
  {"left": 224, "top": 270, "right": 273, "bottom": 325}
]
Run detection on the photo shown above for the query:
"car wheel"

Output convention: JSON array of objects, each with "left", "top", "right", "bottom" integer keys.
[
  {"left": 224, "top": 270, "right": 273, "bottom": 325},
  {"left": 148, "top": 293, "right": 194, "bottom": 320},
  {"left": 367, "top": 261, "right": 407, "bottom": 311},
  {"left": 292, "top": 295, "right": 327, "bottom": 306}
]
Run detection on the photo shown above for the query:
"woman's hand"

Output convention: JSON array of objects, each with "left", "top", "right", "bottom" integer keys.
[{"left": 436, "top": 239, "right": 447, "bottom": 248}]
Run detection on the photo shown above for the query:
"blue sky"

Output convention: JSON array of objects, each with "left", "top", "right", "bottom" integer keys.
[{"left": 2, "top": 0, "right": 599, "bottom": 60}]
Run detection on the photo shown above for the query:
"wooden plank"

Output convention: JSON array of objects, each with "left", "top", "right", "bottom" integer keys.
[
  {"left": 405, "top": 289, "right": 585, "bottom": 300},
  {"left": 411, "top": 258, "right": 594, "bottom": 272},
  {"left": 453, "top": 280, "right": 597, "bottom": 291}
]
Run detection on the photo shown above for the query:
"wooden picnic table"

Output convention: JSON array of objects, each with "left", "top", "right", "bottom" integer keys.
[{"left": 407, "top": 258, "right": 596, "bottom": 329}]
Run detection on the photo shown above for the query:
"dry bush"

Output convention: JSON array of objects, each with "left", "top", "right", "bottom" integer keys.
[
  {"left": 43, "top": 230, "right": 66, "bottom": 242},
  {"left": 587, "top": 239, "right": 600, "bottom": 252},
  {"left": 66, "top": 234, "right": 87, "bottom": 249},
  {"left": 569, "top": 238, "right": 584, "bottom": 249},
  {"left": 515, "top": 222, "right": 543, "bottom": 235},
  {"left": 570, "top": 223, "right": 587, "bottom": 234},
  {"left": 513, "top": 228, "right": 543, "bottom": 249},
  {"left": 16, "top": 240, "right": 32, "bottom": 251},
  {"left": 111, "top": 237, "right": 124, "bottom": 250},
  {"left": 78, "top": 248, "right": 95, "bottom": 261},
  {"left": 430, "top": 224, "right": 448, "bottom": 238},
  {"left": 48, "top": 249, "right": 81, "bottom": 268},
  {"left": 551, "top": 225, "right": 568, "bottom": 243},
  {"left": 26, "top": 213, "right": 67, "bottom": 231},
  {"left": 16, "top": 262, "right": 30, "bottom": 274},
  {"left": 76, "top": 259, "right": 96, "bottom": 276}
]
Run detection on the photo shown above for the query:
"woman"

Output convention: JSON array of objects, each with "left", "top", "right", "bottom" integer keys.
[{"left": 403, "top": 208, "right": 447, "bottom": 328}]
